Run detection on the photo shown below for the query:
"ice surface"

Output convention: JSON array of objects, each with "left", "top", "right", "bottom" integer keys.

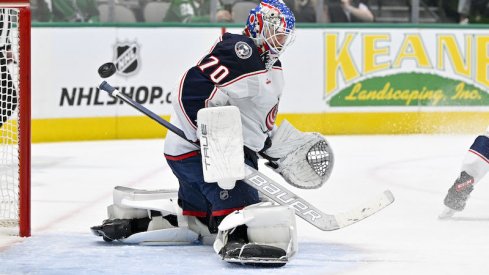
[{"left": 1, "top": 135, "right": 489, "bottom": 274}]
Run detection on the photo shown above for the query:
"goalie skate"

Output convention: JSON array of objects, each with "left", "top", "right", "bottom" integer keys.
[
  {"left": 91, "top": 219, "right": 134, "bottom": 242},
  {"left": 438, "top": 207, "right": 457, "bottom": 219},
  {"left": 91, "top": 216, "right": 203, "bottom": 245},
  {"left": 220, "top": 242, "right": 288, "bottom": 267}
]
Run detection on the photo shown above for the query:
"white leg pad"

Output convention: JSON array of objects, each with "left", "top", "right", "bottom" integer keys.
[
  {"left": 112, "top": 186, "right": 178, "bottom": 204},
  {"left": 104, "top": 186, "right": 216, "bottom": 245},
  {"left": 246, "top": 204, "right": 298, "bottom": 257},
  {"left": 107, "top": 204, "right": 148, "bottom": 219},
  {"left": 107, "top": 186, "right": 179, "bottom": 219},
  {"left": 118, "top": 216, "right": 215, "bottom": 246},
  {"left": 214, "top": 202, "right": 298, "bottom": 258},
  {"left": 120, "top": 227, "right": 199, "bottom": 246}
]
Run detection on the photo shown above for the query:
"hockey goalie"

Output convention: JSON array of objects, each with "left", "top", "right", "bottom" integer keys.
[
  {"left": 92, "top": 0, "right": 336, "bottom": 267},
  {"left": 91, "top": 105, "right": 334, "bottom": 267}
]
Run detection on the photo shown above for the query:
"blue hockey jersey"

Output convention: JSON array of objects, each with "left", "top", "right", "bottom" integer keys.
[{"left": 164, "top": 32, "right": 285, "bottom": 158}]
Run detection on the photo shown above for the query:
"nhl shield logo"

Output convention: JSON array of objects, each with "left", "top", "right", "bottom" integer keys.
[
  {"left": 113, "top": 41, "right": 140, "bottom": 76},
  {"left": 220, "top": 190, "right": 229, "bottom": 200}
]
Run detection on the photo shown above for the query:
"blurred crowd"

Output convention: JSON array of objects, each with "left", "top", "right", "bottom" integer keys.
[{"left": 31, "top": 0, "right": 489, "bottom": 24}]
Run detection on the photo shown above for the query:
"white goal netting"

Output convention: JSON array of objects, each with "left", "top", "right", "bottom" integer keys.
[{"left": 0, "top": 8, "right": 20, "bottom": 235}]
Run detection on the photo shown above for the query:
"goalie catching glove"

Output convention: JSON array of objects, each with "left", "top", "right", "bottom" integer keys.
[{"left": 261, "top": 120, "right": 334, "bottom": 189}]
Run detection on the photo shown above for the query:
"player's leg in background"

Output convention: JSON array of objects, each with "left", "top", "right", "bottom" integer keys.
[{"left": 441, "top": 129, "right": 489, "bottom": 217}]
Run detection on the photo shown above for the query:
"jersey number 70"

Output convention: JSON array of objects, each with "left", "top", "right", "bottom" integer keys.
[{"left": 198, "top": 56, "right": 230, "bottom": 84}]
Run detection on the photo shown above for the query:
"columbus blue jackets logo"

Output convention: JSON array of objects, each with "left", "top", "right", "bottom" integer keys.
[
  {"left": 266, "top": 104, "right": 279, "bottom": 131},
  {"left": 113, "top": 41, "right": 140, "bottom": 76},
  {"left": 235, "top": 41, "right": 252, "bottom": 59}
]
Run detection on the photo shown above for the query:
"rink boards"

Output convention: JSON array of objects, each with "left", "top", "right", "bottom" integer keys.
[{"left": 30, "top": 24, "right": 489, "bottom": 142}]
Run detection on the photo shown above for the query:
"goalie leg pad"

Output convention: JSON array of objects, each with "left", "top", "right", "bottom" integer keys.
[
  {"left": 213, "top": 202, "right": 298, "bottom": 266},
  {"left": 116, "top": 215, "right": 216, "bottom": 245},
  {"left": 108, "top": 186, "right": 179, "bottom": 219},
  {"left": 92, "top": 186, "right": 215, "bottom": 245}
]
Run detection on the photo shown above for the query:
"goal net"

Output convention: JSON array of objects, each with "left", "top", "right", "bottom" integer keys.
[{"left": 0, "top": 2, "right": 30, "bottom": 237}]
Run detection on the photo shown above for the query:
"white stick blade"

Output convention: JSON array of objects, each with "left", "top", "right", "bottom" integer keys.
[{"left": 334, "top": 190, "right": 395, "bottom": 229}]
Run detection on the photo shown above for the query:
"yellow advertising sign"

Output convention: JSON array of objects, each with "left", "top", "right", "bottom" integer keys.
[{"left": 325, "top": 30, "right": 489, "bottom": 107}]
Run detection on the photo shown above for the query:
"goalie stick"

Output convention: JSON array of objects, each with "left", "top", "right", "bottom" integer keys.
[{"left": 98, "top": 81, "right": 395, "bottom": 231}]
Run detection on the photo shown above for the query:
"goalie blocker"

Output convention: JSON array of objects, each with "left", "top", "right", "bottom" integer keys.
[{"left": 196, "top": 106, "right": 245, "bottom": 190}]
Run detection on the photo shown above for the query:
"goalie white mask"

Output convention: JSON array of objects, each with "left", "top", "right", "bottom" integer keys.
[{"left": 244, "top": 0, "right": 296, "bottom": 70}]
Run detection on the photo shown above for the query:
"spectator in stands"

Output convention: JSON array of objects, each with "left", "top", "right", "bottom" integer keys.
[
  {"left": 217, "top": 2, "right": 233, "bottom": 22},
  {"left": 443, "top": 0, "right": 489, "bottom": 23},
  {"left": 51, "top": 0, "right": 99, "bottom": 22},
  {"left": 284, "top": 0, "right": 318, "bottom": 22},
  {"left": 458, "top": 0, "right": 471, "bottom": 23},
  {"left": 467, "top": 0, "right": 489, "bottom": 23},
  {"left": 31, "top": 0, "right": 51, "bottom": 22},
  {"left": 327, "top": 0, "right": 374, "bottom": 23},
  {"left": 122, "top": 0, "right": 155, "bottom": 22},
  {"left": 164, "top": 0, "right": 232, "bottom": 22},
  {"left": 438, "top": 0, "right": 460, "bottom": 22},
  {"left": 224, "top": 0, "right": 258, "bottom": 23}
]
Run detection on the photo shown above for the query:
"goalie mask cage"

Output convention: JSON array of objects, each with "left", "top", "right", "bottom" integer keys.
[{"left": 0, "top": 1, "right": 31, "bottom": 237}]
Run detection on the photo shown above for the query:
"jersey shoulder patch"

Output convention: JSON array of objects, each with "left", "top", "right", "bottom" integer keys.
[
  {"left": 193, "top": 34, "right": 266, "bottom": 85},
  {"left": 234, "top": 41, "right": 253, "bottom": 60},
  {"left": 211, "top": 33, "right": 264, "bottom": 72}
]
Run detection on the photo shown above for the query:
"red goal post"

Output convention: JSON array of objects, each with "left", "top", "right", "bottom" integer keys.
[{"left": 0, "top": 0, "right": 31, "bottom": 238}]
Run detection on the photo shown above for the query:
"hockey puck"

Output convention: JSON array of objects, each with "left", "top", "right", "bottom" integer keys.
[{"left": 98, "top": 62, "right": 117, "bottom": 78}]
